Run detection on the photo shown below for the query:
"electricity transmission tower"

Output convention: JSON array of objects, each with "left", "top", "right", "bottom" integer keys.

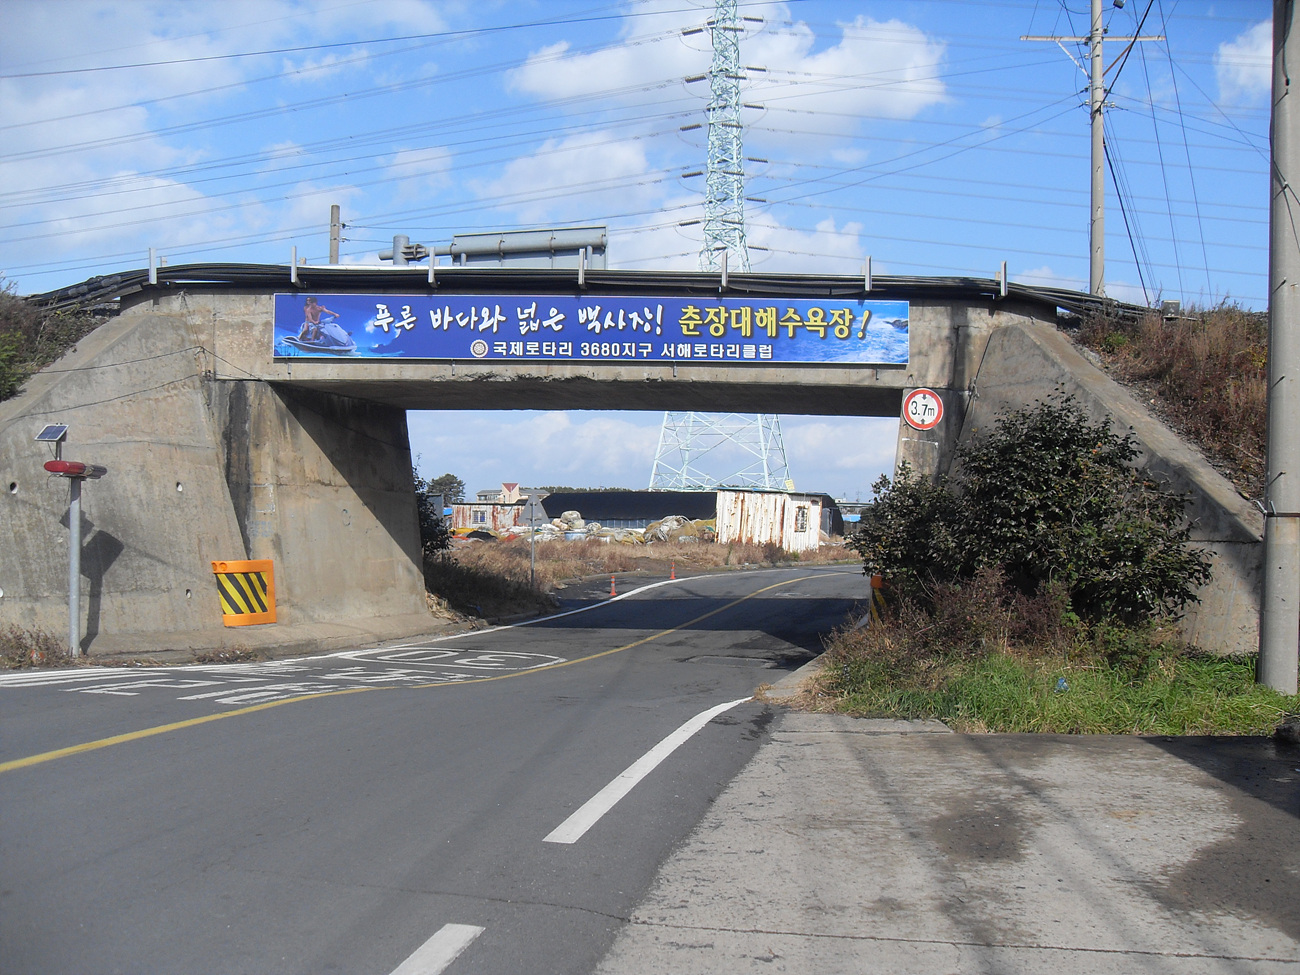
[
  {"left": 649, "top": 412, "right": 790, "bottom": 490},
  {"left": 699, "top": 0, "right": 750, "bottom": 273},
  {"left": 651, "top": 0, "right": 791, "bottom": 491}
]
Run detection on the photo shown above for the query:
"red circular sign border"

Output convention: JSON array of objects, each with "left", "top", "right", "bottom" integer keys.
[{"left": 902, "top": 388, "right": 944, "bottom": 431}]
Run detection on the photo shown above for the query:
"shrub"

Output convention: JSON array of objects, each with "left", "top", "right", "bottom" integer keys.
[
  {"left": 848, "top": 395, "right": 1212, "bottom": 624},
  {"left": 954, "top": 394, "right": 1212, "bottom": 622},
  {"left": 848, "top": 462, "right": 964, "bottom": 598},
  {"left": 0, "top": 287, "right": 102, "bottom": 402}
]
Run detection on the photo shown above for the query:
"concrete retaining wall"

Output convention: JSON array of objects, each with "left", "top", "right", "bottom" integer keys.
[{"left": 959, "top": 321, "right": 1262, "bottom": 654}]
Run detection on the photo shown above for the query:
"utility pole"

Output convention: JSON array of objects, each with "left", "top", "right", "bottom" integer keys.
[
  {"left": 1260, "top": 0, "right": 1299, "bottom": 694},
  {"left": 1023, "top": 0, "right": 1163, "bottom": 296},
  {"left": 329, "top": 204, "right": 341, "bottom": 264},
  {"left": 1088, "top": 0, "right": 1105, "bottom": 296}
]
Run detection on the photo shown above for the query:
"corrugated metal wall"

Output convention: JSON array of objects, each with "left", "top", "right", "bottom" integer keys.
[
  {"left": 714, "top": 491, "right": 822, "bottom": 552},
  {"left": 451, "top": 503, "right": 526, "bottom": 533}
]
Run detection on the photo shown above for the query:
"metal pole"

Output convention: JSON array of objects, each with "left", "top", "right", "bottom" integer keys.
[
  {"left": 1088, "top": 0, "right": 1105, "bottom": 296},
  {"left": 530, "top": 499, "right": 536, "bottom": 590},
  {"left": 329, "top": 204, "right": 341, "bottom": 264},
  {"left": 1260, "top": 0, "right": 1300, "bottom": 694},
  {"left": 68, "top": 477, "right": 82, "bottom": 658}
]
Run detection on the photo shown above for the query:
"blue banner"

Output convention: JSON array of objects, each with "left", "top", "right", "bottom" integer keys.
[{"left": 273, "top": 293, "right": 909, "bottom": 364}]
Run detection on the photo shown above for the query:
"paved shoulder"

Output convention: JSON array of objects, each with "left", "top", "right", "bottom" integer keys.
[{"left": 597, "top": 712, "right": 1300, "bottom": 974}]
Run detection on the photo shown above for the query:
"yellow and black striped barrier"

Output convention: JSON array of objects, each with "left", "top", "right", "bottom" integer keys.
[
  {"left": 211, "top": 560, "right": 276, "bottom": 626},
  {"left": 869, "top": 573, "right": 887, "bottom": 625}
]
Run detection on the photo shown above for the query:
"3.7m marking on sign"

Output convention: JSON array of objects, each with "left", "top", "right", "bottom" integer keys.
[
  {"left": 273, "top": 293, "right": 909, "bottom": 365},
  {"left": 903, "top": 388, "right": 944, "bottom": 430}
]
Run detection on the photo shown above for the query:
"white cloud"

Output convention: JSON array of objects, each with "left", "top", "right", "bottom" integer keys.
[
  {"left": 1017, "top": 265, "right": 1150, "bottom": 307},
  {"left": 747, "top": 214, "right": 866, "bottom": 274},
  {"left": 1017, "top": 265, "right": 1085, "bottom": 290},
  {"left": 605, "top": 209, "right": 869, "bottom": 275},
  {"left": 509, "top": 3, "right": 945, "bottom": 152},
  {"left": 475, "top": 131, "right": 659, "bottom": 224},
  {"left": 1216, "top": 20, "right": 1271, "bottom": 104},
  {"left": 408, "top": 409, "right": 896, "bottom": 499},
  {"left": 388, "top": 147, "right": 453, "bottom": 199},
  {"left": 281, "top": 181, "right": 364, "bottom": 240},
  {"left": 409, "top": 410, "right": 662, "bottom": 492},
  {"left": 746, "top": 15, "right": 946, "bottom": 144},
  {"left": 508, "top": 2, "right": 708, "bottom": 106},
  {"left": 781, "top": 416, "right": 898, "bottom": 494}
]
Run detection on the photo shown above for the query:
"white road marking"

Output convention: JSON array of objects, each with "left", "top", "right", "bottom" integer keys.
[
  {"left": 544, "top": 696, "right": 752, "bottom": 845},
  {"left": 389, "top": 923, "right": 485, "bottom": 975}
]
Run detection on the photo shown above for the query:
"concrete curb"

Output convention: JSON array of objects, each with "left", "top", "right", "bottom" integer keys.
[{"left": 761, "top": 651, "right": 830, "bottom": 704}]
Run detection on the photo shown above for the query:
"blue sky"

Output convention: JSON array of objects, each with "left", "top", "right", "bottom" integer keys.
[{"left": 0, "top": 1, "right": 1272, "bottom": 499}]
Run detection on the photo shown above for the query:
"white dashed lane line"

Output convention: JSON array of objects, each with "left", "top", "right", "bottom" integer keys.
[{"left": 388, "top": 923, "right": 485, "bottom": 975}]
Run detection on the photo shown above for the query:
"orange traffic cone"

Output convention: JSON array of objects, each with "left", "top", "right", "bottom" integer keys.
[
  {"left": 610, "top": 574, "right": 617, "bottom": 597},
  {"left": 670, "top": 561, "right": 676, "bottom": 580}
]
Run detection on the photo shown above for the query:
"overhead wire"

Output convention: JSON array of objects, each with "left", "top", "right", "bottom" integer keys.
[
  {"left": 1156, "top": 0, "right": 1214, "bottom": 299},
  {"left": 0, "top": 1, "right": 1270, "bottom": 307}
]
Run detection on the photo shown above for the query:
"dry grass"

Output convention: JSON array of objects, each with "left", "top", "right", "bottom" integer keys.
[
  {"left": 192, "top": 646, "right": 265, "bottom": 664},
  {"left": 0, "top": 624, "right": 73, "bottom": 669},
  {"left": 1076, "top": 305, "right": 1267, "bottom": 499},
  {"left": 426, "top": 536, "right": 853, "bottom": 619}
]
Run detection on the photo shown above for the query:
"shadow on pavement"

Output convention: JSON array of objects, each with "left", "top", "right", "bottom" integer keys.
[
  {"left": 1148, "top": 735, "right": 1300, "bottom": 822},
  {"left": 1146, "top": 735, "right": 1300, "bottom": 942}
]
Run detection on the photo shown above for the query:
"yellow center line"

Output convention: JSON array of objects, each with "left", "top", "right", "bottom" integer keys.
[{"left": 0, "top": 576, "right": 811, "bottom": 776}]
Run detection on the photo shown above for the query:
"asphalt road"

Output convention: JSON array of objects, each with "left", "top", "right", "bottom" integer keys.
[{"left": 0, "top": 565, "right": 869, "bottom": 975}]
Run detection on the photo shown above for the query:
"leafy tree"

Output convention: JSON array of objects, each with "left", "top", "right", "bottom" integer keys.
[
  {"left": 850, "top": 463, "right": 963, "bottom": 596},
  {"left": 412, "top": 469, "right": 452, "bottom": 556},
  {"left": 848, "top": 395, "right": 1212, "bottom": 623},
  {"left": 426, "top": 473, "right": 466, "bottom": 505}
]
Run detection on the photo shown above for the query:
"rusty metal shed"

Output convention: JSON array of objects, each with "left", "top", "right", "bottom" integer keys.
[
  {"left": 451, "top": 501, "right": 527, "bottom": 534},
  {"left": 714, "top": 490, "right": 825, "bottom": 553}
]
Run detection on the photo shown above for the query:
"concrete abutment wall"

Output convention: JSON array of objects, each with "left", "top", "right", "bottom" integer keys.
[
  {"left": 958, "top": 321, "right": 1263, "bottom": 654},
  {"left": 0, "top": 308, "right": 426, "bottom": 652}
]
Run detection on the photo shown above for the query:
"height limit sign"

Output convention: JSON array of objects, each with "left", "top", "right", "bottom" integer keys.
[{"left": 903, "top": 388, "right": 944, "bottom": 431}]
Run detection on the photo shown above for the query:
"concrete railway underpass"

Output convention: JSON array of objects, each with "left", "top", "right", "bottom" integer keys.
[{"left": 0, "top": 264, "right": 1264, "bottom": 656}]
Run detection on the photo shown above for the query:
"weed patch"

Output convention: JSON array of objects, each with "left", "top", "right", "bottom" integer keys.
[
  {"left": 1075, "top": 305, "right": 1266, "bottom": 499},
  {"left": 0, "top": 289, "right": 103, "bottom": 402},
  {"left": 192, "top": 646, "right": 265, "bottom": 664},
  {"left": 0, "top": 624, "right": 74, "bottom": 669},
  {"left": 813, "top": 584, "right": 1299, "bottom": 735}
]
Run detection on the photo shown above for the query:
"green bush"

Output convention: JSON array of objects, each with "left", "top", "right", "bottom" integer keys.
[{"left": 849, "top": 395, "right": 1212, "bottom": 624}]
